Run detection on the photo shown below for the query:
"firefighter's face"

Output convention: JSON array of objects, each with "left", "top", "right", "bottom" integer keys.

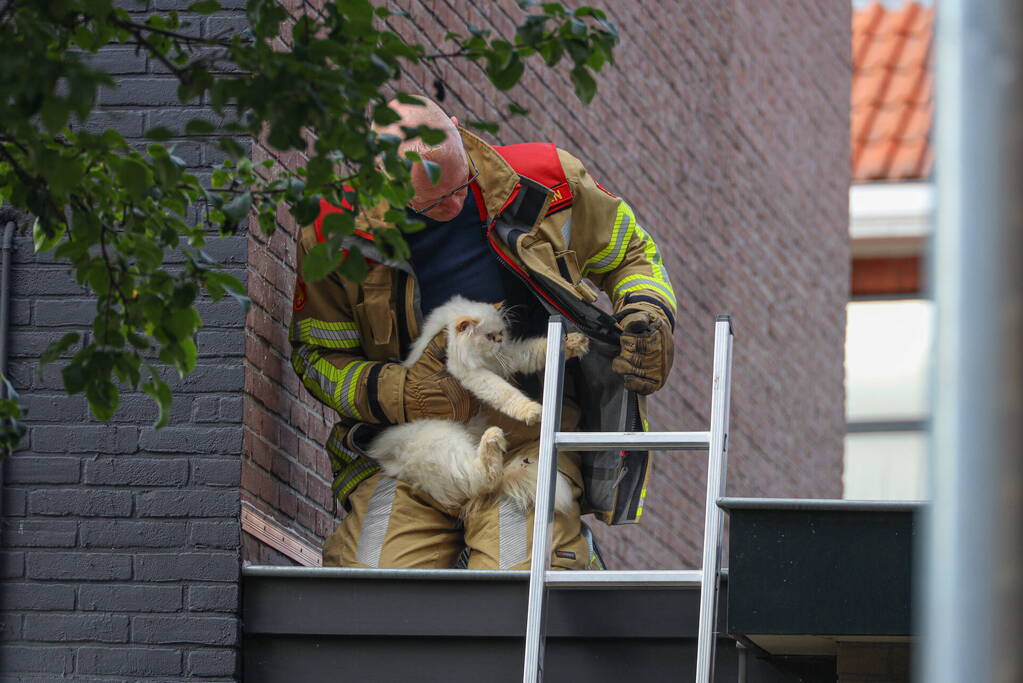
[{"left": 408, "top": 147, "right": 472, "bottom": 222}]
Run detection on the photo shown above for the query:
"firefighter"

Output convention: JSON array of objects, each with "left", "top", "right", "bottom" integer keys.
[{"left": 289, "top": 96, "right": 675, "bottom": 570}]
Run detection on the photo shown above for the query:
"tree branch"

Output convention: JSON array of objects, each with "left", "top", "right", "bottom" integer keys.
[{"left": 108, "top": 16, "right": 232, "bottom": 48}]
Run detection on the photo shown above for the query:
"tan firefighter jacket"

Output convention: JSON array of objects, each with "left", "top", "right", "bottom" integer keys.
[{"left": 288, "top": 128, "right": 677, "bottom": 525}]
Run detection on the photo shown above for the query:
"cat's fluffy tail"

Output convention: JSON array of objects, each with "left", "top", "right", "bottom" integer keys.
[{"left": 497, "top": 457, "right": 577, "bottom": 517}]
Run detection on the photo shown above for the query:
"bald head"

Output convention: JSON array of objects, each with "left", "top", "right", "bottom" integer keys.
[{"left": 375, "top": 96, "right": 470, "bottom": 222}]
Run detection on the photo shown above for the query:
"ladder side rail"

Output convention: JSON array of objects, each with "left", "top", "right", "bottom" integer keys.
[
  {"left": 694, "top": 317, "right": 734, "bottom": 683},
  {"left": 522, "top": 317, "right": 567, "bottom": 683}
]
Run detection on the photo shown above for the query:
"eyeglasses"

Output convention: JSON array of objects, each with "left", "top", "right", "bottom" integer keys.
[{"left": 407, "top": 153, "right": 480, "bottom": 216}]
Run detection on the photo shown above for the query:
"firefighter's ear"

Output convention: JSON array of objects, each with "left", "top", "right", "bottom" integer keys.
[{"left": 454, "top": 316, "right": 479, "bottom": 334}]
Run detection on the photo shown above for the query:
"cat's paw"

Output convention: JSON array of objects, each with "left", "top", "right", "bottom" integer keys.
[
  {"left": 516, "top": 401, "right": 543, "bottom": 425},
  {"left": 564, "top": 332, "right": 590, "bottom": 359},
  {"left": 480, "top": 426, "right": 507, "bottom": 453},
  {"left": 477, "top": 426, "right": 507, "bottom": 492}
]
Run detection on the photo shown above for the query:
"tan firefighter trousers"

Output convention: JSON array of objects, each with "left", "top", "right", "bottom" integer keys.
[{"left": 322, "top": 406, "right": 598, "bottom": 571}]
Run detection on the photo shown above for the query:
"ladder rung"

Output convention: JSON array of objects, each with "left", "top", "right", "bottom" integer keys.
[
  {"left": 555, "top": 431, "right": 711, "bottom": 450},
  {"left": 545, "top": 570, "right": 703, "bottom": 588}
]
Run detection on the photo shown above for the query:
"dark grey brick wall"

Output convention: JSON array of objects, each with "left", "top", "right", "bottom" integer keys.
[{"left": 1, "top": 2, "right": 247, "bottom": 679}]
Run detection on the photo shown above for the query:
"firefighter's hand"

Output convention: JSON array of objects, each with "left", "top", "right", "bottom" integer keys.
[
  {"left": 611, "top": 310, "right": 674, "bottom": 395},
  {"left": 402, "top": 330, "right": 479, "bottom": 423}
]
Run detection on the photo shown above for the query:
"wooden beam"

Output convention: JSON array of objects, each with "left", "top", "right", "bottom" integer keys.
[{"left": 241, "top": 502, "right": 322, "bottom": 567}]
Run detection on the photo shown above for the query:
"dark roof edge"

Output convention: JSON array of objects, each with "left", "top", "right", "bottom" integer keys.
[
  {"left": 242, "top": 566, "right": 529, "bottom": 580},
  {"left": 718, "top": 497, "right": 927, "bottom": 512}
]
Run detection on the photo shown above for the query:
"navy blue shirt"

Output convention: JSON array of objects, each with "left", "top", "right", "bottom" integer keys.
[{"left": 405, "top": 191, "right": 546, "bottom": 337}]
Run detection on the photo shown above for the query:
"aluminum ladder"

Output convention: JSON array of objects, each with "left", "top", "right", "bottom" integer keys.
[{"left": 523, "top": 314, "right": 734, "bottom": 683}]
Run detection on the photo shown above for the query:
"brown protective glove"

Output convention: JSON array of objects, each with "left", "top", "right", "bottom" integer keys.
[
  {"left": 611, "top": 310, "right": 674, "bottom": 395},
  {"left": 401, "top": 329, "right": 480, "bottom": 423}
]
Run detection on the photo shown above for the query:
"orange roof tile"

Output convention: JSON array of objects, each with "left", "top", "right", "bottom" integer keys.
[{"left": 851, "top": 1, "right": 935, "bottom": 181}]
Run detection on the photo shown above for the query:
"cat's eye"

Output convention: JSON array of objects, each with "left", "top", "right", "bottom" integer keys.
[{"left": 486, "top": 332, "right": 503, "bottom": 343}]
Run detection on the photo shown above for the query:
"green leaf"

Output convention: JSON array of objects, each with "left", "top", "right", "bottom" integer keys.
[
  {"left": 374, "top": 226, "right": 411, "bottom": 261},
  {"left": 293, "top": 195, "right": 323, "bottom": 225},
  {"left": 40, "top": 98, "right": 70, "bottom": 134},
  {"left": 145, "top": 126, "right": 175, "bottom": 141},
  {"left": 62, "top": 363, "right": 88, "bottom": 395},
  {"left": 153, "top": 155, "right": 184, "bottom": 187},
  {"left": 422, "top": 159, "right": 441, "bottom": 185},
  {"left": 127, "top": 332, "right": 150, "bottom": 351},
  {"left": 340, "top": 0, "right": 374, "bottom": 25},
  {"left": 33, "top": 218, "right": 63, "bottom": 254},
  {"left": 222, "top": 192, "right": 252, "bottom": 228},
  {"left": 40, "top": 333, "right": 80, "bottom": 367},
  {"left": 419, "top": 127, "right": 447, "bottom": 146},
  {"left": 372, "top": 104, "right": 401, "bottom": 126},
  {"left": 570, "top": 65, "right": 597, "bottom": 104},
  {"left": 258, "top": 209, "right": 276, "bottom": 234},
  {"left": 467, "top": 120, "right": 500, "bottom": 134},
  {"left": 141, "top": 367, "right": 172, "bottom": 429},
  {"left": 395, "top": 92, "right": 426, "bottom": 106},
  {"left": 86, "top": 379, "right": 120, "bottom": 422},
  {"left": 302, "top": 242, "right": 344, "bottom": 282},
  {"left": 185, "top": 118, "right": 216, "bottom": 136},
  {"left": 573, "top": 6, "right": 607, "bottom": 19},
  {"left": 47, "top": 157, "right": 84, "bottom": 195},
  {"left": 488, "top": 53, "right": 525, "bottom": 90},
  {"left": 178, "top": 338, "right": 198, "bottom": 375},
  {"left": 165, "top": 307, "right": 201, "bottom": 340},
  {"left": 539, "top": 41, "right": 564, "bottom": 66},
  {"left": 338, "top": 245, "right": 369, "bottom": 282},
  {"left": 306, "top": 156, "right": 333, "bottom": 188},
  {"left": 188, "top": 0, "right": 221, "bottom": 13},
  {"left": 508, "top": 102, "right": 530, "bottom": 116},
  {"left": 321, "top": 211, "right": 354, "bottom": 237},
  {"left": 117, "top": 159, "right": 150, "bottom": 201}
]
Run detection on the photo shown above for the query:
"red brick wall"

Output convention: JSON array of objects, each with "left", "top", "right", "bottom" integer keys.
[{"left": 242, "top": 1, "right": 850, "bottom": 568}]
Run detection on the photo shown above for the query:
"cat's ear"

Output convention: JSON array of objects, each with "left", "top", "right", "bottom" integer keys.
[{"left": 454, "top": 316, "right": 479, "bottom": 334}]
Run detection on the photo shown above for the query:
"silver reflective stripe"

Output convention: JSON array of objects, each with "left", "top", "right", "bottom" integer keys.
[
  {"left": 587, "top": 205, "right": 632, "bottom": 272},
  {"left": 338, "top": 362, "right": 363, "bottom": 415},
  {"left": 297, "top": 346, "right": 339, "bottom": 401},
  {"left": 499, "top": 498, "right": 529, "bottom": 570},
  {"left": 560, "top": 215, "right": 573, "bottom": 248},
  {"left": 309, "top": 326, "right": 359, "bottom": 345},
  {"left": 355, "top": 477, "right": 397, "bottom": 568}
]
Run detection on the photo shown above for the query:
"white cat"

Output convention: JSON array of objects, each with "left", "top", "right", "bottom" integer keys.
[{"left": 367, "top": 296, "right": 589, "bottom": 517}]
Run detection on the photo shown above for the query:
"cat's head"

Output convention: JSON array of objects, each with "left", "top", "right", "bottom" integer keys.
[{"left": 447, "top": 300, "right": 508, "bottom": 360}]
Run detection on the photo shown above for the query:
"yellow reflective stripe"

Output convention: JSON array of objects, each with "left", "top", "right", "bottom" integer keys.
[
  {"left": 325, "top": 424, "right": 380, "bottom": 501},
  {"left": 292, "top": 347, "right": 368, "bottom": 420},
  {"left": 333, "top": 458, "right": 379, "bottom": 499},
  {"left": 614, "top": 274, "right": 677, "bottom": 309},
  {"left": 636, "top": 487, "right": 648, "bottom": 521},
  {"left": 291, "top": 319, "right": 361, "bottom": 350},
  {"left": 293, "top": 347, "right": 345, "bottom": 409},
  {"left": 326, "top": 425, "right": 358, "bottom": 470},
  {"left": 332, "top": 360, "right": 370, "bottom": 422},
  {"left": 583, "top": 202, "right": 635, "bottom": 275},
  {"left": 635, "top": 224, "right": 673, "bottom": 292}
]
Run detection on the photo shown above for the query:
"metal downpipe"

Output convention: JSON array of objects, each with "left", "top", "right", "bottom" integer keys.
[
  {"left": 0, "top": 212, "right": 18, "bottom": 535},
  {"left": 922, "top": 2, "right": 1023, "bottom": 682}
]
